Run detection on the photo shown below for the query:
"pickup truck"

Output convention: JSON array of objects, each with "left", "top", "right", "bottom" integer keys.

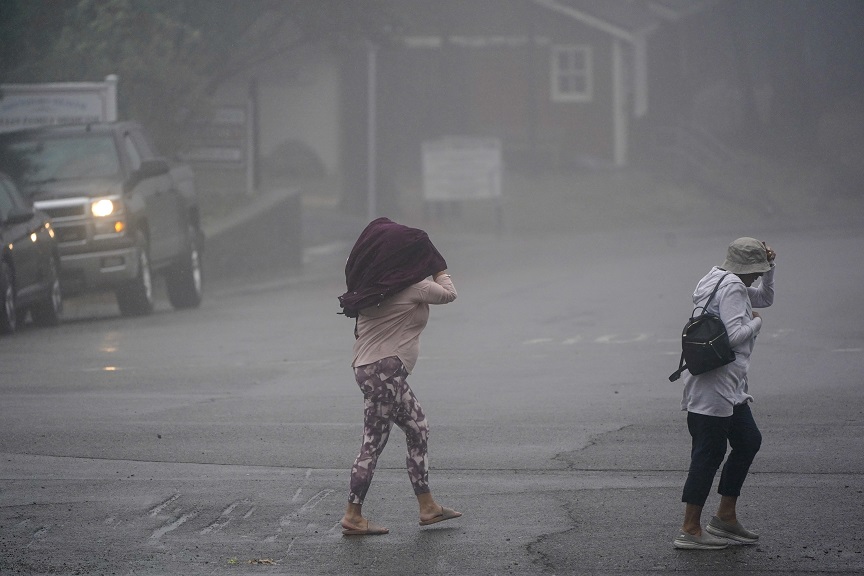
[{"left": 0, "top": 121, "right": 204, "bottom": 316}]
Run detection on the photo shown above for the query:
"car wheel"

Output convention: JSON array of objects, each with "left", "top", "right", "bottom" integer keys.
[
  {"left": 0, "top": 261, "right": 17, "bottom": 334},
  {"left": 30, "top": 257, "right": 63, "bottom": 327},
  {"left": 166, "top": 225, "right": 203, "bottom": 309},
  {"left": 116, "top": 233, "right": 154, "bottom": 317}
]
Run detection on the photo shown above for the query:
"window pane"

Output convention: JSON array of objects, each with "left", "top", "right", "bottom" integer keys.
[
  {"left": 552, "top": 45, "right": 591, "bottom": 102},
  {"left": 124, "top": 136, "right": 142, "bottom": 171},
  {"left": 570, "top": 75, "right": 586, "bottom": 93},
  {"left": 0, "top": 186, "right": 12, "bottom": 220},
  {"left": 557, "top": 50, "right": 572, "bottom": 71}
]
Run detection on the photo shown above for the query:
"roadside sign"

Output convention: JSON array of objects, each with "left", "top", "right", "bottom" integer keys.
[
  {"left": 180, "top": 107, "right": 247, "bottom": 165},
  {"left": 423, "top": 137, "right": 502, "bottom": 201}
]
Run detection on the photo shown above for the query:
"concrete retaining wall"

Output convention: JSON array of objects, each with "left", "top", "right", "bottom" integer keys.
[{"left": 202, "top": 188, "right": 302, "bottom": 282}]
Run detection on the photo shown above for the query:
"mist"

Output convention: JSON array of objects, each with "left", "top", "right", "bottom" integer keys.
[{"left": 213, "top": 0, "right": 864, "bottom": 239}]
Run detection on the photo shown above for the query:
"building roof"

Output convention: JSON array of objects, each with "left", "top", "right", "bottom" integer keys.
[{"left": 533, "top": 0, "right": 717, "bottom": 41}]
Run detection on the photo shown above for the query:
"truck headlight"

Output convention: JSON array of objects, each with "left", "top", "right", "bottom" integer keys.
[
  {"left": 91, "top": 196, "right": 126, "bottom": 238},
  {"left": 91, "top": 198, "right": 116, "bottom": 217}
]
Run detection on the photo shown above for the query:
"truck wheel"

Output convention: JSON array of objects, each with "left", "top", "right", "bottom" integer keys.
[
  {"left": 166, "top": 225, "right": 203, "bottom": 309},
  {"left": 0, "top": 261, "right": 17, "bottom": 334},
  {"left": 30, "top": 257, "right": 63, "bottom": 327},
  {"left": 116, "top": 234, "right": 154, "bottom": 316}
]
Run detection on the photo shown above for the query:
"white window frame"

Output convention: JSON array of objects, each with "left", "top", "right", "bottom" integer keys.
[{"left": 550, "top": 44, "right": 593, "bottom": 103}]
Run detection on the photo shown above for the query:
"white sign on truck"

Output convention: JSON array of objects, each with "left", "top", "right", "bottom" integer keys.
[{"left": 0, "top": 75, "right": 117, "bottom": 133}]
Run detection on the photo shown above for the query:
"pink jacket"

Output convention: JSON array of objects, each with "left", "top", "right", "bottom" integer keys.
[{"left": 352, "top": 275, "right": 456, "bottom": 373}]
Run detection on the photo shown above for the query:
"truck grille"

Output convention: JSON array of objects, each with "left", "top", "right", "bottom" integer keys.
[
  {"left": 54, "top": 225, "right": 88, "bottom": 244},
  {"left": 33, "top": 198, "right": 91, "bottom": 245},
  {"left": 42, "top": 204, "right": 88, "bottom": 219}
]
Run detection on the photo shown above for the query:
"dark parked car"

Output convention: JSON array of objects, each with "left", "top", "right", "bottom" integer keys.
[{"left": 0, "top": 171, "right": 62, "bottom": 334}]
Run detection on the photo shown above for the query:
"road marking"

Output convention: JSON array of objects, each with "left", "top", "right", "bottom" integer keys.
[
  {"left": 524, "top": 334, "right": 660, "bottom": 346},
  {"left": 150, "top": 510, "right": 199, "bottom": 540},
  {"left": 149, "top": 493, "right": 180, "bottom": 516},
  {"left": 199, "top": 500, "right": 245, "bottom": 535},
  {"left": 199, "top": 516, "right": 229, "bottom": 535},
  {"left": 299, "top": 489, "right": 334, "bottom": 514},
  {"left": 305, "top": 241, "right": 348, "bottom": 257},
  {"left": 521, "top": 328, "right": 803, "bottom": 347},
  {"left": 266, "top": 473, "right": 335, "bottom": 543},
  {"left": 595, "top": 333, "right": 650, "bottom": 343}
]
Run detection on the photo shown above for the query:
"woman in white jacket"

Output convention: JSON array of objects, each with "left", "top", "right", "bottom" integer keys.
[{"left": 674, "top": 237, "right": 776, "bottom": 550}]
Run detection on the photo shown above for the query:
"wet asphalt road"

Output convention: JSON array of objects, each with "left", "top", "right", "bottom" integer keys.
[{"left": 1, "top": 207, "right": 863, "bottom": 575}]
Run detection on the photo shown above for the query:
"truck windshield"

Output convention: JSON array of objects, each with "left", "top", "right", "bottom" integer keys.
[{"left": 0, "top": 134, "right": 121, "bottom": 186}]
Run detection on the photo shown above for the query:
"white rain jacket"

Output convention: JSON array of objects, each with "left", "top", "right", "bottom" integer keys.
[{"left": 681, "top": 265, "right": 775, "bottom": 416}]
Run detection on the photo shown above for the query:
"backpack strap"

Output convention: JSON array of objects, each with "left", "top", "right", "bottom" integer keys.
[
  {"left": 669, "top": 272, "right": 732, "bottom": 382},
  {"left": 670, "top": 353, "right": 687, "bottom": 382},
  {"left": 699, "top": 272, "right": 731, "bottom": 314}
]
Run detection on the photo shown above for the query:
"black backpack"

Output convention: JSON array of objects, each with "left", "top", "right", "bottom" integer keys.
[{"left": 669, "top": 273, "right": 736, "bottom": 382}]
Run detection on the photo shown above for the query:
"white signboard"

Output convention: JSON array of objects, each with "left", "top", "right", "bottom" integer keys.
[
  {"left": 423, "top": 137, "right": 502, "bottom": 201},
  {"left": 0, "top": 75, "right": 118, "bottom": 133},
  {"left": 180, "top": 107, "right": 247, "bottom": 165}
]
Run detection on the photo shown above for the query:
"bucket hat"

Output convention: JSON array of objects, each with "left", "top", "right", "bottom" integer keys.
[{"left": 721, "top": 237, "right": 771, "bottom": 275}]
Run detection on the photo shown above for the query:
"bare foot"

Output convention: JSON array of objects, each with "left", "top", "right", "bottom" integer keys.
[
  {"left": 340, "top": 517, "right": 389, "bottom": 536},
  {"left": 419, "top": 505, "right": 462, "bottom": 526}
]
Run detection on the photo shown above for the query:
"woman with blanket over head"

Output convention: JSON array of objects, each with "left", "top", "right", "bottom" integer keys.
[{"left": 337, "top": 217, "right": 462, "bottom": 536}]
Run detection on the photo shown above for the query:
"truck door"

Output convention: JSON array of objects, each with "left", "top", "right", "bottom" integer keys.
[{"left": 123, "top": 131, "right": 182, "bottom": 266}]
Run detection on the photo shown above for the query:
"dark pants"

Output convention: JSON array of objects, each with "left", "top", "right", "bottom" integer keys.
[{"left": 682, "top": 403, "right": 762, "bottom": 506}]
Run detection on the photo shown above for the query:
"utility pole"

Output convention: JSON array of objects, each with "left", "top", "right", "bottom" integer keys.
[{"left": 366, "top": 41, "right": 378, "bottom": 221}]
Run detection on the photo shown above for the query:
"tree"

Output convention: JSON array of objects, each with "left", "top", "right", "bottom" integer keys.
[
  {"left": 1, "top": 0, "right": 397, "bottom": 156},
  {"left": 0, "top": 0, "right": 77, "bottom": 83},
  {"left": 44, "top": 0, "right": 212, "bottom": 154}
]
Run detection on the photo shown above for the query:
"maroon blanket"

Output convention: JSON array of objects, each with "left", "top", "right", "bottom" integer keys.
[{"left": 338, "top": 217, "right": 447, "bottom": 318}]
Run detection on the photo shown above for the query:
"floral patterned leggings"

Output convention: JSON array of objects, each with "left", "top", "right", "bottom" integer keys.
[{"left": 348, "top": 356, "right": 430, "bottom": 505}]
